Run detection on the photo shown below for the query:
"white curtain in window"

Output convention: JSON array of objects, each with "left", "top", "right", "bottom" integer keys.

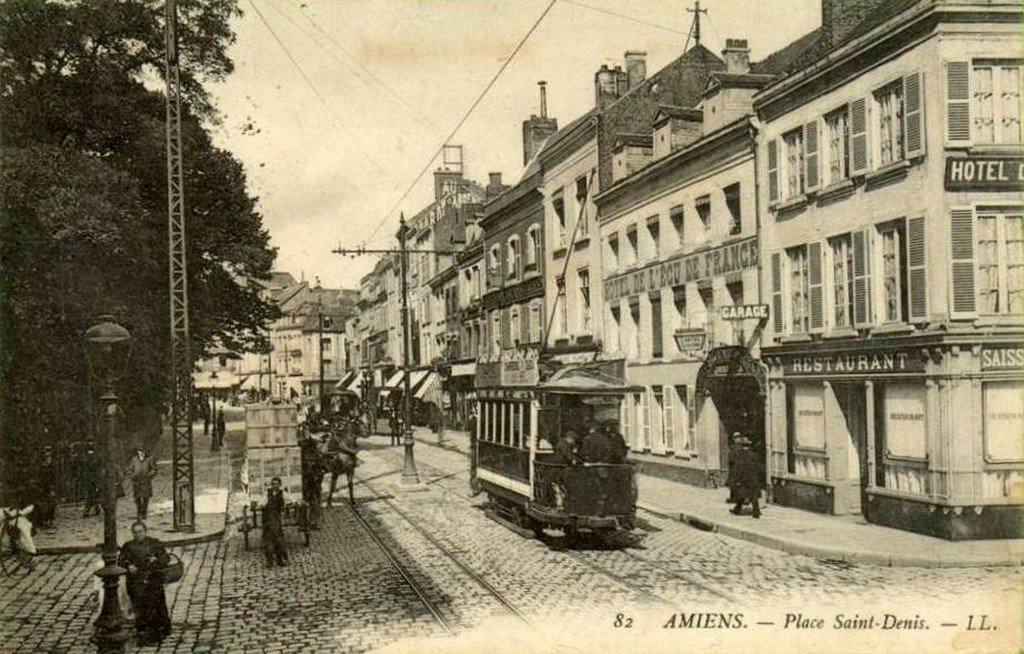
[
  {"left": 977, "top": 215, "right": 1000, "bottom": 313},
  {"left": 1005, "top": 216, "right": 1024, "bottom": 314},
  {"left": 984, "top": 382, "right": 1024, "bottom": 462},
  {"left": 974, "top": 66, "right": 995, "bottom": 144}
]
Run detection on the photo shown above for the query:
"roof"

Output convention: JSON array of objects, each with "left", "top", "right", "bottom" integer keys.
[
  {"left": 613, "top": 133, "right": 653, "bottom": 149},
  {"left": 653, "top": 105, "right": 703, "bottom": 124},
  {"left": 750, "top": 28, "right": 822, "bottom": 76},
  {"left": 537, "top": 108, "right": 599, "bottom": 160},
  {"left": 268, "top": 271, "right": 298, "bottom": 289}
]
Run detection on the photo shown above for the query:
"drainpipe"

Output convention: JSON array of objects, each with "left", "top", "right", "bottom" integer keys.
[{"left": 750, "top": 115, "right": 773, "bottom": 505}]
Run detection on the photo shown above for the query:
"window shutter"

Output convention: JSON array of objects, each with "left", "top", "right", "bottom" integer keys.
[
  {"left": 808, "top": 241, "right": 824, "bottom": 331},
  {"left": 852, "top": 229, "right": 873, "bottom": 327},
  {"left": 804, "top": 121, "right": 820, "bottom": 192},
  {"left": 663, "top": 387, "right": 675, "bottom": 452},
  {"left": 945, "top": 61, "right": 971, "bottom": 146},
  {"left": 903, "top": 72, "right": 925, "bottom": 158},
  {"left": 771, "top": 251, "right": 784, "bottom": 335},
  {"left": 850, "top": 97, "right": 869, "bottom": 175},
  {"left": 906, "top": 216, "right": 929, "bottom": 322},
  {"left": 621, "top": 395, "right": 632, "bottom": 449},
  {"left": 949, "top": 207, "right": 977, "bottom": 318},
  {"left": 767, "top": 139, "right": 779, "bottom": 202}
]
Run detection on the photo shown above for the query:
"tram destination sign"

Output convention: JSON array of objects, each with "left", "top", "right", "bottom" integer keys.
[
  {"left": 944, "top": 156, "right": 1024, "bottom": 192},
  {"left": 604, "top": 236, "right": 758, "bottom": 302},
  {"left": 721, "top": 304, "right": 769, "bottom": 320},
  {"left": 785, "top": 351, "right": 925, "bottom": 376}
]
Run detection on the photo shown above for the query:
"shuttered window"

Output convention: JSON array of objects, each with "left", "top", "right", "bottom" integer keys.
[
  {"left": 973, "top": 62, "right": 1022, "bottom": 145},
  {"left": 879, "top": 222, "right": 908, "bottom": 323},
  {"left": 641, "top": 389, "right": 651, "bottom": 450},
  {"left": 830, "top": 234, "right": 855, "bottom": 328},
  {"left": 663, "top": 386, "right": 675, "bottom": 453},
  {"left": 850, "top": 97, "right": 870, "bottom": 175},
  {"left": 875, "top": 80, "right": 904, "bottom": 166},
  {"left": 784, "top": 128, "right": 805, "bottom": 198},
  {"left": 903, "top": 72, "right": 925, "bottom": 158},
  {"left": 950, "top": 208, "right": 977, "bottom": 317},
  {"left": 945, "top": 61, "right": 972, "bottom": 145},
  {"left": 852, "top": 229, "right": 873, "bottom": 327},
  {"left": 652, "top": 387, "right": 666, "bottom": 453},
  {"left": 650, "top": 293, "right": 663, "bottom": 358},
  {"left": 621, "top": 393, "right": 633, "bottom": 449},
  {"left": 767, "top": 139, "right": 779, "bottom": 202},
  {"left": 825, "top": 106, "right": 850, "bottom": 184}
]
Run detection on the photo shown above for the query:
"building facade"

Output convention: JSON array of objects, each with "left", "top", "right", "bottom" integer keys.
[{"left": 756, "top": 0, "right": 1023, "bottom": 539}]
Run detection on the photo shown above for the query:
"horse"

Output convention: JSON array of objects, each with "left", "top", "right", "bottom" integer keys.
[{"left": 321, "top": 420, "right": 359, "bottom": 508}]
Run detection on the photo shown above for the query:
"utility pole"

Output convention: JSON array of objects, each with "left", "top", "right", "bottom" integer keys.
[
  {"left": 165, "top": 0, "right": 195, "bottom": 532},
  {"left": 687, "top": 0, "right": 707, "bottom": 48},
  {"left": 318, "top": 297, "right": 327, "bottom": 416},
  {"left": 332, "top": 216, "right": 455, "bottom": 487}
]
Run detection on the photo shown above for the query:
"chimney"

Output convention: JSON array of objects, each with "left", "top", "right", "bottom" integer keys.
[
  {"left": 594, "top": 63, "right": 630, "bottom": 109},
  {"left": 821, "top": 0, "right": 886, "bottom": 48},
  {"left": 522, "top": 82, "right": 558, "bottom": 165},
  {"left": 489, "top": 172, "right": 502, "bottom": 186},
  {"left": 625, "top": 51, "right": 647, "bottom": 89},
  {"left": 722, "top": 39, "right": 750, "bottom": 74}
]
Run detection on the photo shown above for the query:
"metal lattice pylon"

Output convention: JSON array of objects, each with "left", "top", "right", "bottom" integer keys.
[{"left": 165, "top": 0, "right": 195, "bottom": 532}]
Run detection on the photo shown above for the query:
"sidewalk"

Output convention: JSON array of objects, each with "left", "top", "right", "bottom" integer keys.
[
  {"left": 35, "top": 423, "right": 234, "bottom": 555},
  {"left": 410, "top": 426, "right": 1023, "bottom": 568}
]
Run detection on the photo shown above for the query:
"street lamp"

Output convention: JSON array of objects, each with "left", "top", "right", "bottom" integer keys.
[{"left": 84, "top": 315, "right": 132, "bottom": 654}]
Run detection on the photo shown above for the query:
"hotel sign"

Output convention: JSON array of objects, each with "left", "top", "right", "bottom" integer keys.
[
  {"left": 944, "top": 157, "right": 1024, "bottom": 192},
  {"left": 604, "top": 236, "right": 758, "bottom": 302},
  {"left": 785, "top": 351, "right": 925, "bottom": 376}
]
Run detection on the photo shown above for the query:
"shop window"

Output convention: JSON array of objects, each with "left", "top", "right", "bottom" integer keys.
[
  {"left": 977, "top": 211, "right": 1024, "bottom": 315},
  {"left": 650, "top": 292, "right": 663, "bottom": 358},
  {"left": 788, "top": 384, "right": 827, "bottom": 480},
  {"left": 879, "top": 383, "right": 927, "bottom": 460},
  {"left": 724, "top": 183, "right": 741, "bottom": 235},
  {"left": 983, "top": 381, "right": 1024, "bottom": 462},
  {"left": 788, "top": 245, "right": 810, "bottom": 333},
  {"left": 824, "top": 105, "right": 850, "bottom": 184},
  {"left": 670, "top": 205, "right": 685, "bottom": 249}
]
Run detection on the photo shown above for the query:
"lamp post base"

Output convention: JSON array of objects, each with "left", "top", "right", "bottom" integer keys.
[
  {"left": 399, "top": 432, "right": 422, "bottom": 488},
  {"left": 91, "top": 554, "right": 131, "bottom": 654}
]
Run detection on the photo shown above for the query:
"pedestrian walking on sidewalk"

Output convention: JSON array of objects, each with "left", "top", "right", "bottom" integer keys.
[
  {"left": 389, "top": 410, "right": 402, "bottom": 446},
  {"left": 127, "top": 448, "right": 157, "bottom": 520},
  {"left": 202, "top": 402, "right": 210, "bottom": 436},
  {"left": 725, "top": 432, "right": 744, "bottom": 504},
  {"left": 118, "top": 522, "right": 171, "bottom": 646},
  {"left": 215, "top": 409, "right": 226, "bottom": 451},
  {"left": 263, "top": 477, "right": 290, "bottom": 567},
  {"left": 729, "top": 436, "right": 763, "bottom": 519},
  {"left": 80, "top": 445, "right": 104, "bottom": 518}
]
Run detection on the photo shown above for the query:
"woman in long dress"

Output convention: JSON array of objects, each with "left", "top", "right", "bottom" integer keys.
[{"left": 118, "top": 522, "right": 171, "bottom": 644}]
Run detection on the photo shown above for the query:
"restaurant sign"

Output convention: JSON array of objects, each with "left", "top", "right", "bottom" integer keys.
[
  {"left": 785, "top": 351, "right": 925, "bottom": 376},
  {"left": 604, "top": 236, "right": 758, "bottom": 302},
  {"left": 944, "top": 156, "right": 1024, "bottom": 192}
]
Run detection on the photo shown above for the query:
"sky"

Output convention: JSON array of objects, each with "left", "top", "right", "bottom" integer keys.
[{"left": 208, "top": 0, "right": 821, "bottom": 290}]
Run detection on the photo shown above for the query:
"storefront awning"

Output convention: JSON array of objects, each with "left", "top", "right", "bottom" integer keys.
[
  {"left": 451, "top": 362, "right": 476, "bottom": 377},
  {"left": 334, "top": 370, "right": 357, "bottom": 392},
  {"left": 414, "top": 372, "right": 440, "bottom": 401}
]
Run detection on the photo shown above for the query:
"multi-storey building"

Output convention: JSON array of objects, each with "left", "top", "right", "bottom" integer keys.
[
  {"left": 594, "top": 39, "right": 800, "bottom": 487},
  {"left": 756, "top": 0, "right": 1022, "bottom": 539}
]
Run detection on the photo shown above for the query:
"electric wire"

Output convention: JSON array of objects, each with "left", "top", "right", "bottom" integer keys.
[
  {"left": 247, "top": 0, "right": 386, "bottom": 177},
  {"left": 364, "top": 0, "right": 560, "bottom": 244},
  {"left": 561, "top": 0, "right": 686, "bottom": 36}
]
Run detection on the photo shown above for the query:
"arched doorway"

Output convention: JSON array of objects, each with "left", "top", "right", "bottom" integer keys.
[{"left": 695, "top": 346, "right": 766, "bottom": 477}]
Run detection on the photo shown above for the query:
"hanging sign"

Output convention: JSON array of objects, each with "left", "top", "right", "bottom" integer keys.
[{"left": 721, "top": 304, "right": 769, "bottom": 320}]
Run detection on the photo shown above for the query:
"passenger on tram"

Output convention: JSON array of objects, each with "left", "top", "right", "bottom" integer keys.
[
  {"left": 601, "top": 421, "right": 629, "bottom": 464},
  {"left": 579, "top": 422, "right": 613, "bottom": 464},
  {"left": 552, "top": 430, "right": 580, "bottom": 465}
]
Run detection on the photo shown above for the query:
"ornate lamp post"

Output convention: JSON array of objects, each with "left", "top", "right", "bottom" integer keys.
[{"left": 84, "top": 316, "right": 133, "bottom": 654}]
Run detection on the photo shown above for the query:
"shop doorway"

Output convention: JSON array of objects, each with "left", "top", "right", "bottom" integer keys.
[
  {"left": 834, "top": 383, "right": 868, "bottom": 514},
  {"left": 696, "top": 347, "right": 766, "bottom": 476}
]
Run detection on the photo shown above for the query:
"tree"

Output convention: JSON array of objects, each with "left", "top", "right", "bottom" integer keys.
[{"left": 0, "top": 0, "right": 278, "bottom": 492}]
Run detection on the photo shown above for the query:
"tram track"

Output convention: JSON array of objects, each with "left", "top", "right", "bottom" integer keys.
[
  {"left": 352, "top": 463, "right": 533, "bottom": 629},
  {"left": 383, "top": 444, "right": 740, "bottom": 605}
]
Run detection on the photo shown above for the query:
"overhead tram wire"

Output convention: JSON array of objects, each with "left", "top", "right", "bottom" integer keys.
[
  {"left": 561, "top": 0, "right": 687, "bottom": 36},
  {"left": 281, "top": 0, "right": 441, "bottom": 132},
  {"left": 247, "top": 0, "right": 386, "bottom": 177},
  {"left": 363, "top": 0, "right": 559, "bottom": 244}
]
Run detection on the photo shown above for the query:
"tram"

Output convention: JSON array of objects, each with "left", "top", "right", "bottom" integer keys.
[{"left": 472, "top": 360, "right": 637, "bottom": 541}]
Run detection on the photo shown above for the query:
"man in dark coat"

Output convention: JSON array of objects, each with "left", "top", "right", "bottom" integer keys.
[
  {"left": 80, "top": 445, "right": 104, "bottom": 518},
  {"left": 126, "top": 448, "right": 157, "bottom": 520},
  {"left": 263, "top": 477, "right": 289, "bottom": 567},
  {"left": 729, "top": 437, "right": 763, "bottom": 518},
  {"left": 579, "top": 423, "right": 613, "bottom": 464},
  {"left": 388, "top": 409, "right": 402, "bottom": 446},
  {"left": 553, "top": 430, "right": 580, "bottom": 466},
  {"left": 118, "top": 522, "right": 171, "bottom": 645},
  {"left": 725, "top": 432, "right": 744, "bottom": 503},
  {"left": 215, "top": 409, "right": 226, "bottom": 451}
]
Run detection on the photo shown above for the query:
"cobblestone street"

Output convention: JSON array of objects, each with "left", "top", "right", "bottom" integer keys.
[{"left": 1, "top": 439, "right": 1020, "bottom": 653}]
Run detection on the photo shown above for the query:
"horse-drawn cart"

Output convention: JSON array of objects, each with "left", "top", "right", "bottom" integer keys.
[{"left": 240, "top": 403, "right": 312, "bottom": 551}]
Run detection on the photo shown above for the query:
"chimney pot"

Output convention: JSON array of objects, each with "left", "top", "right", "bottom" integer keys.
[
  {"left": 489, "top": 172, "right": 502, "bottom": 185},
  {"left": 538, "top": 80, "right": 548, "bottom": 119},
  {"left": 624, "top": 50, "right": 647, "bottom": 89},
  {"left": 721, "top": 37, "right": 751, "bottom": 74}
]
